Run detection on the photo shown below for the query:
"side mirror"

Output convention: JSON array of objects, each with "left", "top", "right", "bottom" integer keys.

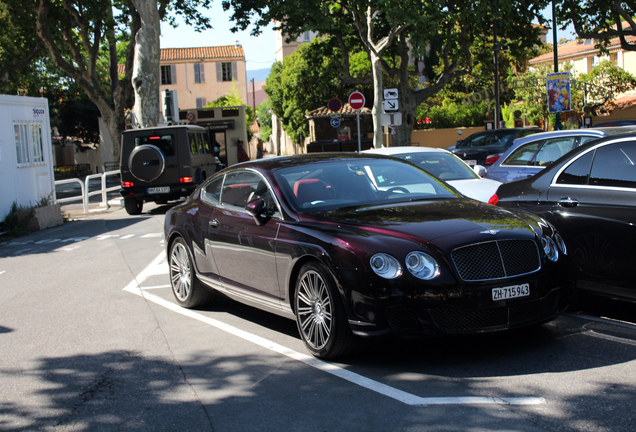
[
  {"left": 457, "top": 130, "right": 463, "bottom": 136},
  {"left": 473, "top": 165, "right": 487, "bottom": 178},
  {"left": 246, "top": 197, "right": 267, "bottom": 225}
]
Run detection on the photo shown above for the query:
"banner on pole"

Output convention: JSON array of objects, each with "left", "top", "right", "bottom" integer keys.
[{"left": 546, "top": 72, "right": 571, "bottom": 113}]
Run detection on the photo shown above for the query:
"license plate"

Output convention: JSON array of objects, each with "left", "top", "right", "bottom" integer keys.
[
  {"left": 465, "top": 159, "right": 477, "bottom": 166},
  {"left": 492, "top": 283, "right": 530, "bottom": 301},
  {"left": 147, "top": 186, "right": 170, "bottom": 194}
]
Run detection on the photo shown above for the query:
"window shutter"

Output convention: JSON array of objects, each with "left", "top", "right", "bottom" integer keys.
[
  {"left": 216, "top": 62, "right": 222, "bottom": 82},
  {"left": 171, "top": 65, "right": 177, "bottom": 84},
  {"left": 199, "top": 63, "right": 205, "bottom": 83},
  {"left": 232, "top": 62, "right": 238, "bottom": 81}
]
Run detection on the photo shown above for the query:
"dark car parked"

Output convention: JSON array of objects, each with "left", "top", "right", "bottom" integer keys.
[
  {"left": 451, "top": 127, "right": 542, "bottom": 168},
  {"left": 120, "top": 125, "right": 222, "bottom": 215},
  {"left": 491, "top": 133, "right": 636, "bottom": 301},
  {"left": 164, "top": 153, "right": 573, "bottom": 359}
]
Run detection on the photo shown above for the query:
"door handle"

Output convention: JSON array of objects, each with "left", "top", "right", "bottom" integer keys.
[
  {"left": 558, "top": 197, "right": 578, "bottom": 207},
  {"left": 209, "top": 218, "right": 220, "bottom": 227}
]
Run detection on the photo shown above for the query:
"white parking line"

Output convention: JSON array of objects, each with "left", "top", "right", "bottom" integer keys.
[
  {"left": 0, "top": 271, "right": 5, "bottom": 276},
  {"left": 123, "top": 252, "right": 545, "bottom": 407}
]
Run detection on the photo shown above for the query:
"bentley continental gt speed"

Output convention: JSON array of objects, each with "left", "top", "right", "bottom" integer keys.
[{"left": 164, "top": 153, "right": 574, "bottom": 359}]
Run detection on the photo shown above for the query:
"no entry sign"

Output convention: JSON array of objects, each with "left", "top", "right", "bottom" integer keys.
[{"left": 348, "top": 91, "right": 365, "bottom": 110}]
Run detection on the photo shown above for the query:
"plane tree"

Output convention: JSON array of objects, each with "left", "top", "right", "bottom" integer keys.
[
  {"left": 557, "top": 0, "right": 636, "bottom": 51},
  {"left": 224, "top": 0, "right": 551, "bottom": 147},
  {"left": 1, "top": 0, "right": 212, "bottom": 160}
]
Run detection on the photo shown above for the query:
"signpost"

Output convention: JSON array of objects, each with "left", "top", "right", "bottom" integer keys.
[{"left": 348, "top": 91, "right": 365, "bottom": 151}]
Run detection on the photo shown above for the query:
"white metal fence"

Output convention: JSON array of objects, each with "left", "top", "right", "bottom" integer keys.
[{"left": 54, "top": 170, "right": 121, "bottom": 213}]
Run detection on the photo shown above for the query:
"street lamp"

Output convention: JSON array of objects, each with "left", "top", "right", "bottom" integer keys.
[{"left": 552, "top": 0, "right": 563, "bottom": 130}]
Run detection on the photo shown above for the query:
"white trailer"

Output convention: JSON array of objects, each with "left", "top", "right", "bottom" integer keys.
[{"left": 0, "top": 95, "right": 55, "bottom": 221}]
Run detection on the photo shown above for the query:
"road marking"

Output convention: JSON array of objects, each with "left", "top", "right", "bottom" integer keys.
[
  {"left": 0, "top": 271, "right": 5, "bottom": 276},
  {"left": 124, "top": 252, "right": 545, "bottom": 407}
]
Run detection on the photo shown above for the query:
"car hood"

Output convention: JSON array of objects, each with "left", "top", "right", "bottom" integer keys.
[
  {"left": 300, "top": 199, "right": 541, "bottom": 247},
  {"left": 447, "top": 178, "right": 501, "bottom": 203}
]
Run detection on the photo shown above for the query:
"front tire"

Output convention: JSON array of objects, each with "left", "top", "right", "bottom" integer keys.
[
  {"left": 294, "top": 261, "right": 357, "bottom": 359},
  {"left": 169, "top": 237, "right": 215, "bottom": 308}
]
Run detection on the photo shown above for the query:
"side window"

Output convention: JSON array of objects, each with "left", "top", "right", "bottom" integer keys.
[
  {"left": 201, "top": 133, "right": 212, "bottom": 153},
  {"left": 504, "top": 142, "right": 541, "bottom": 166},
  {"left": 580, "top": 136, "right": 600, "bottom": 145},
  {"left": 534, "top": 137, "right": 576, "bottom": 166},
  {"left": 556, "top": 151, "right": 593, "bottom": 185},
  {"left": 589, "top": 142, "right": 636, "bottom": 188},
  {"left": 202, "top": 176, "right": 223, "bottom": 205},
  {"left": 221, "top": 171, "right": 263, "bottom": 208},
  {"left": 189, "top": 133, "right": 198, "bottom": 155}
]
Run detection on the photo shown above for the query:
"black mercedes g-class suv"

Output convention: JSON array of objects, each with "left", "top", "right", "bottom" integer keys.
[{"left": 120, "top": 125, "right": 221, "bottom": 215}]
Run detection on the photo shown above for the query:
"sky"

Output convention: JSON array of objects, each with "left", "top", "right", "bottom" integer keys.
[
  {"left": 159, "top": 4, "right": 576, "bottom": 72},
  {"left": 159, "top": 2, "right": 277, "bottom": 71}
]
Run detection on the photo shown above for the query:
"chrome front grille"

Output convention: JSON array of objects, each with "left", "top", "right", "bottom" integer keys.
[{"left": 451, "top": 239, "right": 540, "bottom": 281}]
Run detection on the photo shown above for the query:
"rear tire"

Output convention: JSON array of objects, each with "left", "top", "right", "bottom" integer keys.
[
  {"left": 124, "top": 197, "right": 143, "bottom": 215},
  {"left": 169, "top": 237, "right": 215, "bottom": 308},
  {"left": 294, "top": 261, "right": 358, "bottom": 359}
]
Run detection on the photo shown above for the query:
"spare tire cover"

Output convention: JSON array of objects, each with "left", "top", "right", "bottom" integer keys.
[{"left": 129, "top": 145, "right": 166, "bottom": 182}]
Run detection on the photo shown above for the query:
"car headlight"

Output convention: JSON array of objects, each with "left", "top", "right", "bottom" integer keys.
[
  {"left": 553, "top": 233, "right": 567, "bottom": 255},
  {"left": 406, "top": 251, "right": 440, "bottom": 280},
  {"left": 541, "top": 236, "right": 559, "bottom": 262},
  {"left": 370, "top": 253, "right": 402, "bottom": 279}
]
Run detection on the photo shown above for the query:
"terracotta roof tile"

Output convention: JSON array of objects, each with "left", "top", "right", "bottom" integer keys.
[
  {"left": 530, "top": 35, "right": 636, "bottom": 64},
  {"left": 160, "top": 45, "right": 245, "bottom": 62},
  {"left": 306, "top": 104, "right": 372, "bottom": 117},
  {"left": 613, "top": 93, "right": 636, "bottom": 109}
]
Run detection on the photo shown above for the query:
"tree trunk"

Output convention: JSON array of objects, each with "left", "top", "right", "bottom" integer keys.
[
  {"left": 370, "top": 50, "right": 384, "bottom": 148},
  {"left": 131, "top": 0, "right": 161, "bottom": 128}
]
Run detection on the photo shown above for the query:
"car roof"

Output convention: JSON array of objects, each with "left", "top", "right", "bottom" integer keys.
[
  {"left": 512, "top": 126, "right": 636, "bottom": 145},
  {"left": 230, "top": 151, "right": 404, "bottom": 171},
  {"left": 364, "top": 146, "right": 449, "bottom": 155},
  {"left": 123, "top": 124, "right": 207, "bottom": 134}
]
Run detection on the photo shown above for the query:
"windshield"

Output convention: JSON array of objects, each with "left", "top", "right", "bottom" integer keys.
[
  {"left": 456, "top": 131, "right": 514, "bottom": 149},
  {"left": 391, "top": 152, "right": 479, "bottom": 181},
  {"left": 274, "top": 158, "right": 459, "bottom": 212}
]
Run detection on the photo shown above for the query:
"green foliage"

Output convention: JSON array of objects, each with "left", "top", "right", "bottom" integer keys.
[
  {"left": 265, "top": 36, "right": 366, "bottom": 144},
  {"left": 579, "top": 60, "right": 636, "bottom": 98},
  {"left": 0, "top": 202, "right": 34, "bottom": 240},
  {"left": 206, "top": 82, "right": 255, "bottom": 140},
  {"left": 415, "top": 99, "right": 489, "bottom": 129},
  {"left": 256, "top": 98, "right": 272, "bottom": 142}
]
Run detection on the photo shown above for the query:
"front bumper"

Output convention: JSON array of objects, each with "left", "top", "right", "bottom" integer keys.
[{"left": 348, "top": 276, "right": 575, "bottom": 338}]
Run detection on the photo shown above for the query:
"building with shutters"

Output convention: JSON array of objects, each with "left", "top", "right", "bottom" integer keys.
[{"left": 159, "top": 44, "right": 248, "bottom": 111}]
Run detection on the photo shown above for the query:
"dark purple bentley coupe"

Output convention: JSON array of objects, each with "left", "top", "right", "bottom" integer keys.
[{"left": 164, "top": 153, "right": 574, "bottom": 359}]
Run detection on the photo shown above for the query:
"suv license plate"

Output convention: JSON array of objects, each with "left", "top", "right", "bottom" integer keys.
[
  {"left": 147, "top": 186, "right": 170, "bottom": 194},
  {"left": 492, "top": 283, "right": 530, "bottom": 301}
]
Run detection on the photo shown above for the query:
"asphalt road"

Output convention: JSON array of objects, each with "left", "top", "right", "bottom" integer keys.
[{"left": 1, "top": 202, "right": 635, "bottom": 432}]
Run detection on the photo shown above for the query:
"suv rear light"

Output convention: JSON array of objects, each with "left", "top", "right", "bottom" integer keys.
[
  {"left": 180, "top": 177, "right": 193, "bottom": 183},
  {"left": 485, "top": 154, "right": 501, "bottom": 165},
  {"left": 488, "top": 194, "right": 499, "bottom": 205},
  {"left": 121, "top": 181, "right": 134, "bottom": 188}
]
